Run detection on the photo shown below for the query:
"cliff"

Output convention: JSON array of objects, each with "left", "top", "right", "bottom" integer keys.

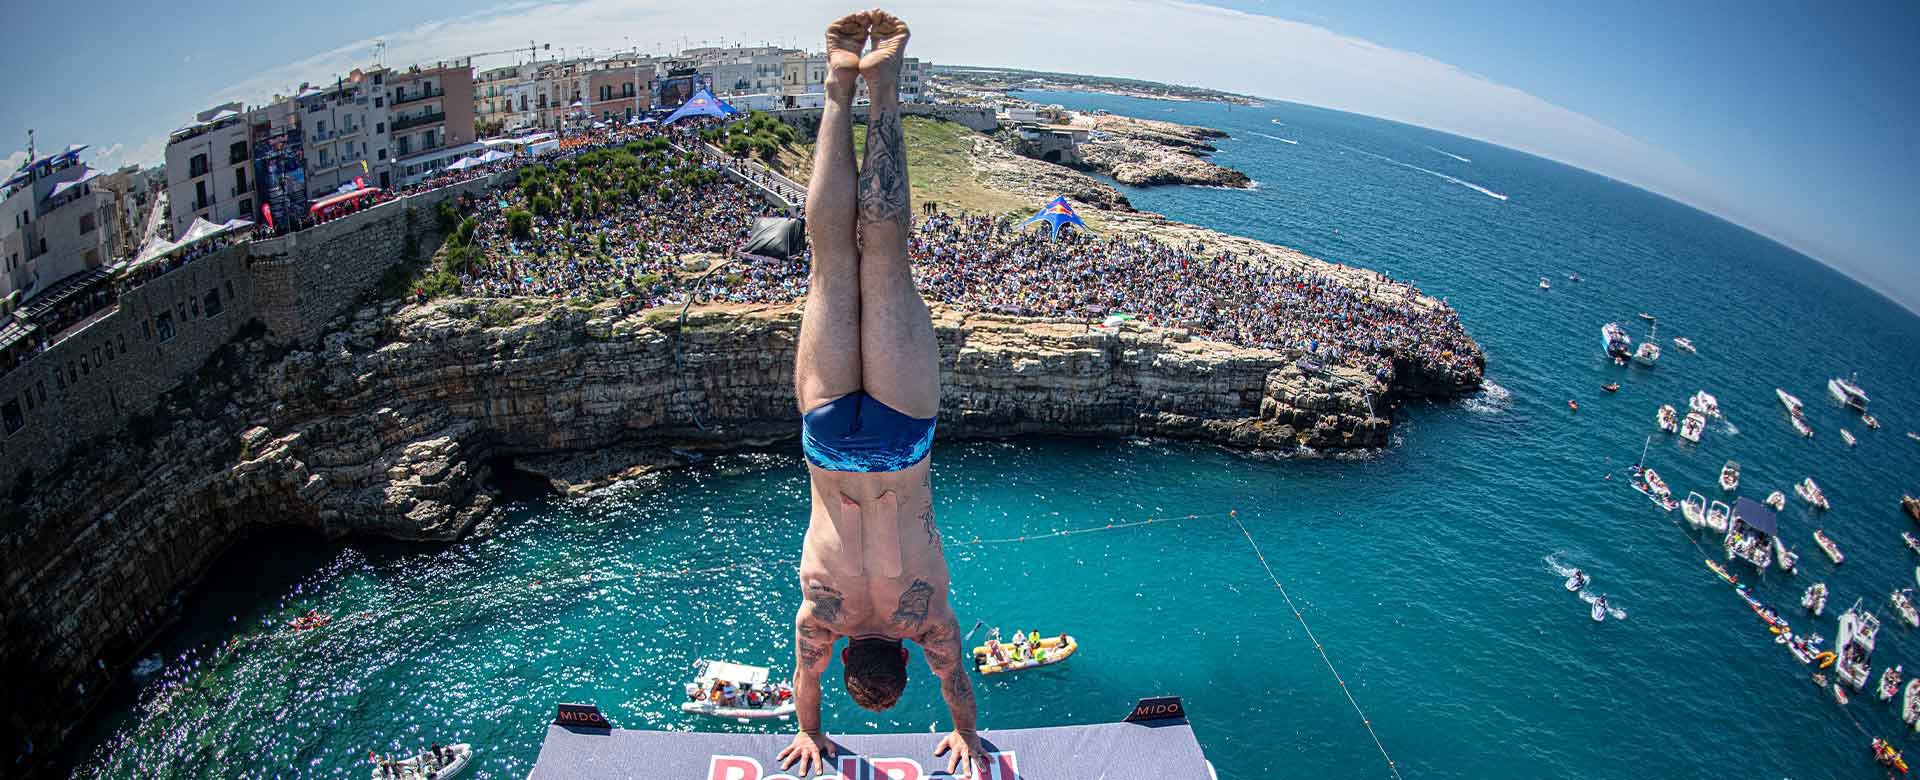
[
  {"left": 1073, "top": 114, "right": 1253, "bottom": 188},
  {"left": 2, "top": 295, "right": 1477, "bottom": 764}
]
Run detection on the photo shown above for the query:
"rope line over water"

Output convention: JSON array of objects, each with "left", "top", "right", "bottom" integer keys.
[{"left": 1231, "top": 512, "right": 1407, "bottom": 780}]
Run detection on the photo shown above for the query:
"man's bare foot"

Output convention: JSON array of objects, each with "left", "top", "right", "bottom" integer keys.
[
  {"left": 825, "top": 12, "right": 870, "bottom": 100},
  {"left": 859, "top": 9, "right": 911, "bottom": 88}
]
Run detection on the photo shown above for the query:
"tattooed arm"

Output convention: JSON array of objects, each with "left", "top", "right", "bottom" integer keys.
[
  {"left": 857, "top": 107, "right": 911, "bottom": 232},
  {"left": 919, "top": 613, "right": 985, "bottom": 774},
  {"left": 780, "top": 586, "right": 842, "bottom": 775}
]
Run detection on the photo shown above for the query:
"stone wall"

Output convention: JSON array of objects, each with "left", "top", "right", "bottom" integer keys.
[
  {"left": 0, "top": 245, "right": 256, "bottom": 494},
  {"left": 767, "top": 104, "right": 998, "bottom": 135}
]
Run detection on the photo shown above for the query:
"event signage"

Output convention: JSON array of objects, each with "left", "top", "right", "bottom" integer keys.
[
  {"left": 553, "top": 702, "right": 611, "bottom": 729},
  {"left": 705, "top": 752, "right": 1019, "bottom": 780},
  {"left": 1123, "top": 695, "right": 1187, "bottom": 723}
]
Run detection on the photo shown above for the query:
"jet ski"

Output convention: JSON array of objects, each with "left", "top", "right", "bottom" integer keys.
[
  {"left": 1592, "top": 595, "right": 1609, "bottom": 622},
  {"left": 1565, "top": 570, "right": 1589, "bottom": 592}
]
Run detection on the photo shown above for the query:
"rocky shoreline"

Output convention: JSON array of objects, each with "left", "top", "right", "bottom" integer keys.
[{"left": 1072, "top": 114, "right": 1253, "bottom": 188}]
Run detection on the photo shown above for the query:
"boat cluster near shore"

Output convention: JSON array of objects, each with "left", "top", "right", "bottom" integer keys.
[{"left": 1595, "top": 314, "right": 1920, "bottom": 770}]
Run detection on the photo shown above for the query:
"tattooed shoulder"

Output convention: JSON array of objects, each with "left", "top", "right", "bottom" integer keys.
[
  {"left": 805, "top": 582, "right": 845, "bottom": 624},
  {"left": 889, "top": 579, "right": 935, "bottom": 630}
]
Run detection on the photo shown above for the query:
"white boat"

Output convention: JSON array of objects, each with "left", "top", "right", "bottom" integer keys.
[
  {"left": 1680, "top": 411, "right": 1707, "bottom": 443},
  {"left": 1837, "top": 600, "right": 1881, "bottom": 691},
  {"left": 1904, "top": 678, "right": 1920, "bottom": 726},
  {"left": 1672, "top": 336, "right": 1697, "bottom": 353},
  {"left": 1602, "top": 323, "right": 1633, "bottom": 361},
  {"left": 1797, "top": 478, "right": 1830, "bottom": 510},
  {"left": 1723, "top": 499, "right": 1775, "bottom": 569},
  {"left": 370, "top": 744, "right": 472, "bottom": 780},
  {"left": 1805, "top": 583, "right": 1829, "bottom": 616},
  {"left": 1861, "top": 413, "right": 1879, "bottom": 429},
  {"left": 1719, "top": 460, "right": 1740, "bottom": 492},
  {"left": 1777, "top": 388, "right": 1804, "bottom": 416},
  {"left": 1707, "top": 500, "right": 1736, "bottom": 535},
  {"left": 1643, "top": 468, "right": 1672, "bottom": 499},
  {"left": 1689, "top": 390, "right": 1721, "bottom": 418},
  {"left": 1591, "top": 594, "right": 1609, "bottom": 622},
  {"left": 1539, "top": 277, "right": 1551, "bottom": 290},
  {"left": 1829, "top": 374, "right": 1870, "bottom": 413},
  {"left": 1683, "top": 492, "right": 1709, "bottom": 530},
  {"left": 1657, "top": 404, "right": 1679, "bottom": 434},
  {"left": 681, "top": 660, "right": 796, "bottom": 720},
  {"left": 1905, "top": 532, "right": 1920, "bottom": 555},
  {"left": 1813, "top": 529, "right": 1843, "bottom": 564},
  {"left": 1791, "top": 414, "right": 1814, "bottom": 438},
  {"left": 1896, "top": 590, "right": 1920, "bottom": 628},
  {"left": 1564, "top": 570, "right": 1589, "bottom": 592},
  {"left": 1836, "top": 681, "right": 1851, "bottom": 705},
  {"left": 1773, "top": 536, "right": 1798, "bottom": 574},
  {"left": 1765, "top": 490, "right": 1787, "bottom": 511},
  {"left": 1910, "top": 432, "right": 1920, "bottom": 443},
  {"left": 1883, "top": 666, "right": 1906, "bottom": 701},
  {"left": 1633, "top": 340, "right": 1661, "bottom": 366},
  {"left": 1841, "top": 429, "right": 1857, "bottom": 448}
]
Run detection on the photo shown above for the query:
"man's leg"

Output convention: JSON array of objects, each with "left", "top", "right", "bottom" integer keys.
[
  {"left": 855, "top": 11, "right": 938, "bottom": 420},
  {"left": 794, "top": 13, "right": 871, "bottom": 414}
]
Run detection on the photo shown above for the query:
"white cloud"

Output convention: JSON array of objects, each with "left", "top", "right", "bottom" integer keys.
[
  {"left": 3, "top": 149, "right": 24, "bottom": 174},
  {"left": 200, "top": 0, "right": 1719, "bottom": 216}
]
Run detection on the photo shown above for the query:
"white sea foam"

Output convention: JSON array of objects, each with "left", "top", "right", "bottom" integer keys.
[
  {"left": 1464, "top": 379, "right": 1512, "bottom": 415},
  {"left": 1545, "top": 552, "right": 1577, "bottom": 578},
  {"left": 1270, "top": 119, "right": 1287, "bottom": 126},
  {"left": 1425, "top": 145, "right": 1472, "bottom": 164},
  {"left": 1342, "top": 144, "right": 1509, "bottom": 201},
  {"left": 1579, "top": 589, "right": 1629, "bottom": 620},
  {"left": 1251, "top": 132, "right": 1300, "bottom": 145}
]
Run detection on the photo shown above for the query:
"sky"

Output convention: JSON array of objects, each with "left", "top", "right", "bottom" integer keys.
[{"left": 2, "top": 0, "right": 1915, "bottom": 309}]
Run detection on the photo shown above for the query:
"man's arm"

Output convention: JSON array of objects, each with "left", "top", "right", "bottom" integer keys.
[
  {"left": 919, "top": 614, "right": 985, "bottom": 773},
  {"left": 779, "top": 607, "right": 838, "bottom": 775}
]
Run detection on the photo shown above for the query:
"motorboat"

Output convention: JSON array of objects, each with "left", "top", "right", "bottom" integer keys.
[
  {"left": 1689, "top": 390, "right": 1721, "bottom": 418},
  {"left": 1906, "top": 495, "right": 1920, "bottom": 523},
  {"left": 1905, "top": 679, "right": 1920, "bottom": 725},
  {"left": 1836, "top": 681, "right": 1852, "bottom": 705},
  {"left": 1829, "top": 374, "right": 1870, "bottom": 413},
  {"left": 1633, "top": 339, "right": 1661, "bottom": 366},
  {"left": 1884, "top": 666, "right": 1907, "bottom": 701},
  {"left": 1564, "top": 569, "right": 1589, "bottom": 592},
  {"left": 1777, "top": 388, "right": 1804, "bottom": 416},
  {"left": 1798, "top": 477, "right": 1830, "bottom": 510},
  {"left": 1905, "top": 532, "right": 1920, "bottom": 555},
  {"left": 1568, "top": 272, "right": 1583, "bottom": 282},
  {"left": 1805, "top": 583, "right": 1830, "bottom": 616},
  {"left": 1643, "top": 468, "right": 1672, "bottom": 499},
  {"left": 1683, "top": 492, "right": 1709, "bottom": 530},
  {"left": 1841, "top": 429, "right": 1857, "bottom": 448},
  {"left": 681, "top": 660, "right": 797, "bottom": 720},
  {"left": 1601, "top": 382, "right": 1620, "bottom": 392},
  {"left": 1539, "top": 277, "right": 1551, "bottom": 290},
  {"left": 1591, "top": 594, "right": 1609, "bottom": 622},
  {"left": 1723, "top": 497, "right": 1776, "bottom": 570},
  {"left": 1815, "top": 529, "right": 1844, "bottom": 565},
  {"left": 1788, "top": 632, "right": 1824, "bottom": 664},
  {"left": 1637, "top": 312, "right": 1657, "bottom": 322},
  {"left": 1896, "top": 590, "right": 1920, "bottom": 628},
  {"left": 1657, "top": 404, "right": 1679, "bottom": 434},
  {"left": 1680, "top": 411, "right": 1707, "bottom": 443},
  {"left": 1719, "top": 460, "right": 1740, "bottom": 492},
  {"left": 1837, "top": 600, "right": 1881, "bottom": 691},
  {"left": 1911, "top": 432, "right": 1920, "bottom": 443},
  {"left": 1861, "top": 413, "right": 1879, "bottom": 429},
  {"left": 1766, "top": 490, "right": 1787, "bottom": 511},
  {"left": 1773, "top": 536, "right": 1798, "bottom": 574},
  {"left": 1790, "top": 414, "right": 1814, "bottom": 438},
  {"left": 1707, "top": 499, "right": 1732, "bottom": 534},
  {"left": 973, "top": 632, "right": 1077, "bottom": 674},
  {"left": 1672, "top": 336, "right": 1697, "bottom": 353},
  {"left": 1602, "top": 323, "right": 1633, "bottom": 361},
  {"left": 370, "top": 744, "right": 473, "bottom": 780}
]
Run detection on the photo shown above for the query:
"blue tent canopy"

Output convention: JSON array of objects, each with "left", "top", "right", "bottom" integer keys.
[
  {"left": 661, "top": 89, "right": 741, "bottom": 125},
  {"left": 1021, "top": 195, "right": 1091, "bottom": 238}
]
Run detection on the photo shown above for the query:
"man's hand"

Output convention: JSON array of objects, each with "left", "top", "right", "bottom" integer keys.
[
  {"left": 933, "top": 729, "right": 986, "bottom": 775},
  {"left": 778, "top": 730, "right": 836, "bottom": 776}
]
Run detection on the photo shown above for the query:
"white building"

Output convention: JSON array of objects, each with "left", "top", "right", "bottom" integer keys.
[
  {"left": 1, "top": 144, "right": 115, "bottom": 305},
  {"left": 163, "top": 104, "right": 256, "bottom": 240}
]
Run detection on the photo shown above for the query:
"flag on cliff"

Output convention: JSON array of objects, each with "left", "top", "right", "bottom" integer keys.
[{"left": 1021, "top": 196, "right": 1092, "bottom": 238}]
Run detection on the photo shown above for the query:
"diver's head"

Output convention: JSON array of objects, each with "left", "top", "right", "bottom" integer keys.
[{"left": 842, "top": 636, "right": 908, "bottom": 712}]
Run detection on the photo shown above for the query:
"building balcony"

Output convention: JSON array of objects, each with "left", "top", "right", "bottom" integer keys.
[
  {"left": 230, "top": 183, "right": 250, "bottom": 198},
  {"left": 392, "top": 87, "right": 445, "bottom": 106},
  {"left": 192, "top": 197, "right": 214, "bottom": 211},
  {"left": 392, "top": 111, "right": 446, "bottom": 132}
]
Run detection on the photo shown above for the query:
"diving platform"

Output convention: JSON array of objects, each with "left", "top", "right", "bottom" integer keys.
[{"left": 528, "top": 697, "right": 1215, "bottom": 779}]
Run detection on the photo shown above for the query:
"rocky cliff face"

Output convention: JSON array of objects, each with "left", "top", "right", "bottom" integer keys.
[
  {"left": 1074, "top": 114, "right": 1253, "bottom": 188},
  {"left": 1, "top": 296, "right": 1477, "bottom": 765}
]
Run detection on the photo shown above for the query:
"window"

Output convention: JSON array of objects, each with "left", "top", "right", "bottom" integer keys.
[
  {"left": 239, "top": 198, "right": 252, "bottom": 217},
  {"left": 377, "top": 148, "right": 386, "bottom": 160},
  {"left": 376, "top": 122, "right": 385, "bottom": 134},
  {"left": 374, "top": 96, "right": 383, "bottom": 107},
  {"left": 229, "top": 141, "right": 248, "bottom": 164},
  {"left": 225, "top": 280, "right": 235, "bottom": 299},
  {"left": 191, "top": 296, "right": 201, "bottom": 317},
  {"left": 190, "top": 153, "right": 209, "bottom": 177},
  {"left": 373, "top": 72, "right": 383, "bottom": 85},
  {"left": 155, "top": 312, "right": 175, "bottom": 342},
  {"left": 36, "top": 382, "right": 47, "bottom": 405},
  {"left": 2, "top": 398, "right": 22, "bottom": 435},
  {"left": 118, "top": 334, "right": 126, "bottom": 354},
  {"left": 194, "top": 180, "right": 209, "bottom": 208},
  {"left": 79, "top": 213, "right": 95, "bottom": 234},
  {"left": 80, "top": 355, "right": 89, "bottom": 375},
  {"left": 23, "top": 388, "right": 34, "bottom": 411},
  {"left": 235, "top": 168, "right": 248, "bottom": 192},
  {"left": 204, "top": 288, "right": 223, "bottom": 316}
]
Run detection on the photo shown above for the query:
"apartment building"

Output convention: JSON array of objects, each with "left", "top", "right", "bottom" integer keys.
[
  {"left": 162, "top": 104, "right": 256, "bottom": 239},
  {"left": 584, "top": 57, "right": 659, "bottom": 123},
  {"left": 1, "top": 143, "right": 115, "bottom": 304},
  {"left": 387, "top": 62, "right": 477, "bottom": 185},
  {"left": 475, "top": 65, "right": 525, "bottom": 134},
  {"left": 292, "top": 70, "right": 391, "bottom": 195},
  {"left": 776, "top": 52, "right": 929, "bottom": 107}
]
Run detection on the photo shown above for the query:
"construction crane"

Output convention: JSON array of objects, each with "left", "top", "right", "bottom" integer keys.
[{"left": 465, "top": 41, "right": 550, "bottom": 67}]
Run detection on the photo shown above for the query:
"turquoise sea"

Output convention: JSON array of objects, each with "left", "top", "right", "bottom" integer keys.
[{"left": 62, "top": 91, "right": 1920, "bottom": 778}]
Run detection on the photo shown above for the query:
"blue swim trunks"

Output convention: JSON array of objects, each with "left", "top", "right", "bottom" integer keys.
[{"left": 801, "top": 391, "right": 936, "bottom": 472}]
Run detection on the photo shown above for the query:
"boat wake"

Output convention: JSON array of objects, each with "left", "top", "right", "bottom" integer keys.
[
  {"left": 1545, "top": 552, "right": 1578, "bottom": 579},
  {"left": 132, "top": 654, "right": 163, "bottom": 679},
  {"left": 1579, "top": 590, "right": 1629, "bottom": 620},
  {"left": 1251, "top": 132, "right": 1299, "bottom": 145},
  {"left": 1425, "top": 145, "right": 1472, "bottom": 164},
  {"left": 1341, "top": 144, "right": 1509, "bottom": 201},
  {"left": 1464, "top": 379, "right": 1512, "bottom": 415},
  {"left": 1719, "top": 419, "right": 1740, "bottom": 436}
]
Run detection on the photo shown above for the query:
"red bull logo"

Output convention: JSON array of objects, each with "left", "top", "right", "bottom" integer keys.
[{"left": 706, "top": 752, "right": 1018, "bottom": 780}]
